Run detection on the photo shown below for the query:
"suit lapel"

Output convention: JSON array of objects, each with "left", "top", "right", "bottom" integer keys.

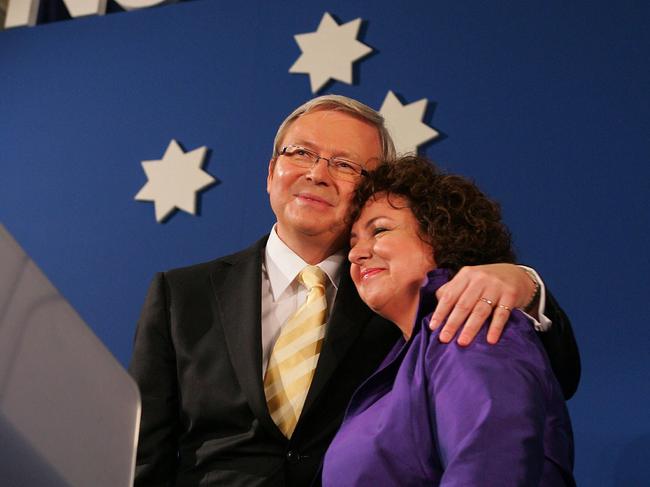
[
  {"left": 301, "top": 267, "right": 375, "bottom": 415},
  {"left": 209, "top": 238, "right": 285, "bottom": 440}
]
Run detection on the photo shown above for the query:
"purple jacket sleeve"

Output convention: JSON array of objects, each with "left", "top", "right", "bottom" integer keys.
[{"left": 425, "top": 313, "right": 551, "bottom": 486}]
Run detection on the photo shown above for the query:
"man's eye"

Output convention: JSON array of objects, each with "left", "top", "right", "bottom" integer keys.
[
  {"left": 332, "top": 160, "right": 357, "bottom": 173},
  {"left": 334, "top": 160, "right": 353, "bottom": 169}
]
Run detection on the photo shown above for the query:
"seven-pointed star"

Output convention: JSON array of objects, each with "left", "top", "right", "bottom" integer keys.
[
  {"left": 290, "top": 12, "right": 373, "bottom": 93},
  {"left": 134, "top": 139, "right": 215, "bottom": 223},
  {"left": 379, "top": 91, "right": 439, "bottom": 155}
]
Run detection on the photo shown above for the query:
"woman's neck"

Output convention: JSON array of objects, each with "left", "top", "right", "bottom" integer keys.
[{"left": 391, "top": 295, "right": 420, "bottom": 340}]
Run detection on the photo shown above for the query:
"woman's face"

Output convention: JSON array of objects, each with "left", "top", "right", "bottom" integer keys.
[{"left": 349, "top": 193, "right": 436, "bottom": 325}]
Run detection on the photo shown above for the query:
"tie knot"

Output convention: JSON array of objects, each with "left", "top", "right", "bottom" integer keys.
[{"left": 299, "top": 265, "right": 327, "bottom": 291}]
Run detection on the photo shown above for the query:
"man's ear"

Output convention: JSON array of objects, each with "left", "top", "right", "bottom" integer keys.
[{"left": 266, "top": 158, "right": 276, "bottom": 194}]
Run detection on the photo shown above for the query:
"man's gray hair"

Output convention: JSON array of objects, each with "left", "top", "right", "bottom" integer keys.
[{"left": 272, "top": 95, "right": 396, "bottom": 161}]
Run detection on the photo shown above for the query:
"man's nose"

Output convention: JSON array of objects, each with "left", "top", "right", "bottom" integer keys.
[{"left": 305, "top": 157, "right": 332, "bottom": 183}]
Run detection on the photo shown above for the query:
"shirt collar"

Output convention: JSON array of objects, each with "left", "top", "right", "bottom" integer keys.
[{"left": 265, "top": 224, "right": 346, "bottom": 300}]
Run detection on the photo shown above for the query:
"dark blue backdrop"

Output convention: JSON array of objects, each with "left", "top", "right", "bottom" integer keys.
[{"left": 1, "top": 1, "right": 649, "bottom": 484}]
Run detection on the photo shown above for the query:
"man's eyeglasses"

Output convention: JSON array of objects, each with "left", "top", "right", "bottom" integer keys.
[{"left": 278, "top": 145, "right": 369, "bottom": 182}]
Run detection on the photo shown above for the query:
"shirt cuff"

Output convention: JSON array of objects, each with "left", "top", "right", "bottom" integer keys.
[{"left": 517, "top": 265, "right": 551, "bottom": 332}]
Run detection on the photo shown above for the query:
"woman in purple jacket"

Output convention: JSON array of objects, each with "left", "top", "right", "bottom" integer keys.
[{"left": 322, "top": 156, "right": 575, "bottom": 486}]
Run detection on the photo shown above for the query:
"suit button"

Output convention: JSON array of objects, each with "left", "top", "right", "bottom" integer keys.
[{"left": 286, "top": 450, "right": 301, "bottom": 463}]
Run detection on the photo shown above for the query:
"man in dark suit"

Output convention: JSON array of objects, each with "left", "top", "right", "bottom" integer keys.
[{"left": 129, "top": 95, "right": 580, "bottom": 486}]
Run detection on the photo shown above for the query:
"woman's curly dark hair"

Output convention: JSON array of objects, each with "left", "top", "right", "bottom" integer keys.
[{"left": 350, "top": 156, "right": 515, "bottom": 272}]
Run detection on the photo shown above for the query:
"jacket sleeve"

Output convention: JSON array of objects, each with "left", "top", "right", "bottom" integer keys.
[
  {"left": 536, "top": 290, "right": 581, "bottom": 399},
  {"left": 129, "top": 273, "right": 179, "bottom": 486},
  {"left": 427, "top": 319, "right": 550, "bottom": 486}
]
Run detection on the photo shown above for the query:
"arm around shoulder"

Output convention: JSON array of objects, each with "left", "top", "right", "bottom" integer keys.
[{"left": 535, "top": 290, "right": 581, "bottom": 399}]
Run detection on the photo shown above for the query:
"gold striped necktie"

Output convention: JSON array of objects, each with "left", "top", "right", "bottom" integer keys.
[{"left": 264, "top": 265, "right": 328, "bottom": 438}]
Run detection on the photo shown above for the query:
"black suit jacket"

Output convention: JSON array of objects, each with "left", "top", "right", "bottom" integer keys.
[{"left": 129, "top": 237, "right": 580, "bottom": 486}]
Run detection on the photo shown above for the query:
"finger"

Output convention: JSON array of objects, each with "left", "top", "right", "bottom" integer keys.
[
  {"left": 485, "top": 287, "right": 517, "bottom": 344},
  {"left": 456, "top": 299, "right": 494, "bottom": 346},
  {"left": 430, "top": 281, "right": 465, "bottom": 331},
  {"left": 438, "top": 291, "right": 485, "bottom": 343},
  {"left": 486, "top": 306, "right": 511, "bottom": 344},
  {"left": 431, "top": 267, "right": 487, "bottom": 331},
  {"left": 441, "top": 276, "right": 489, "bottom": 343}
]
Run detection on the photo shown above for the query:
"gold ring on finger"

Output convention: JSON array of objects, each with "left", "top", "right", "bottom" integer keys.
[{"left": 479, "top": 297, "right": 495, "bottom": 307}]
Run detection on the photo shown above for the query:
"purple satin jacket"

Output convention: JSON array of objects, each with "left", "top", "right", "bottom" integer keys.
[{"left": 322, "top": 269, "right": 575, "bottom": 486}]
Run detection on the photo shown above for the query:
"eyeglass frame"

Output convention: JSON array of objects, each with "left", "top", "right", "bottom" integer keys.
[{"left": 276, "top": 144, "right": 370, "bottom": 181}]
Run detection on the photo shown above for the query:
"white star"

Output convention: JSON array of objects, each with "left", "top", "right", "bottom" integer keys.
[
  {"left": 289, "top": 12, "right": 373, "bottom": 93},
  {"left": 134, "top": 140, "right": 215, "bottom": 223},
  {"left": 379, "top": 91, "right": 439, "bottom": 155}
]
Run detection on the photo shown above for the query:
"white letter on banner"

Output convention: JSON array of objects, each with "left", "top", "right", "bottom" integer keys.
[
  {"left": 60, "top": 0, "right": 107, "bottom": 17},
  {"left": 113, "top": 0, "right": 171, "bottom": 11},
  {"left": 4, "top": 0, "right": 107, "bottom": 28},
  {"left": 3, "top": 0, "right": 169, "bottom": 28},
  {"left": 4, "top": 0, "right": 40, "bottom": 28}
]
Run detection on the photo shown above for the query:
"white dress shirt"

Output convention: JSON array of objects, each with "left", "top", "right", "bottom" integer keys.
[
  {"left": 261, "top": 225, "right": 346, "bottom": 375},
  {"left": 519, "top": 265, "right": 551, "bottom": 332}
]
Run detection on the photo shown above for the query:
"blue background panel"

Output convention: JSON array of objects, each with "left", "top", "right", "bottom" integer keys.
[{"left": 1, "top": 1, "right": 649, "bottom": 484}]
